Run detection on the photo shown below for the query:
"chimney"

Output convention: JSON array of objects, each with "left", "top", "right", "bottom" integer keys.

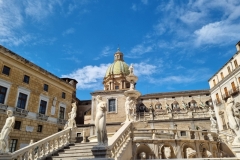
[{"left": 236, "top": 41, "right": 240, "bottom": 52}]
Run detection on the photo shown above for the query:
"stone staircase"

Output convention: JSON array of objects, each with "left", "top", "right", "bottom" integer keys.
[{"left": 47, "top": 142, "right": 97, "bottom": 160}]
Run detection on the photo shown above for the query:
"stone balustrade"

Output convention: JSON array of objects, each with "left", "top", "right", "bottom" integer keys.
[
  {"left": 108, "top": 121, "right": 132, "bottom": 158},
  {"left": 133, "top": 128, "right": 218, "bottom": 141},
  {"left": 10, "top": 128, "right": 71, "bottom": 160}
]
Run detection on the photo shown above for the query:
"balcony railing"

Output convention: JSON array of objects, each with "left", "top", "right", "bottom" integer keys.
[
  {"left": 214, "top": 99, "right": 222, "bottom": 106},
  {"left": 14, "top": 107, "right": 29, "bottom": 117},
  {"left": 36, "top": 113, "right": 49, "bottom": 121},
  {"left": 229, "top": 87, "right": 239, "bottom": 96},
  {"left": 57, "top": 118, "right": 67, "bottom": 125},
  {"left": 0, "top": 103, "right": 8, "bottom": 112},
  {"left": 222, "top": 93, "right": 230, "bottom": 100}
]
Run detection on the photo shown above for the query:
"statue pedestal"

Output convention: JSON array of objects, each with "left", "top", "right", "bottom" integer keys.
[
  {"left": 231, "top": 145, "right": 240, "bottom": 158},
  {"left": 0, "top": 153, "right": 11, "bottom": 160},
  {"left": 91, "top": 145, "right": 109, "bottom": 158}
]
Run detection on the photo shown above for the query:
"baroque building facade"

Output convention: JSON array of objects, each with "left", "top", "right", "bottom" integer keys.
[{"left": 0, "top": 45, "right": 78, "bottom": 152}]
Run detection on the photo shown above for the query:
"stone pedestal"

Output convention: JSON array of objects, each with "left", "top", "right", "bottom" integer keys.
[
  {"left": 231, "top": 145, "right": 240, "bottom": 158},
  {"left": 0, "top": 153, "right": 11, "bottom": 160},
  {"left": 91, "top": 146, "right": 109, "bottom": 158}
]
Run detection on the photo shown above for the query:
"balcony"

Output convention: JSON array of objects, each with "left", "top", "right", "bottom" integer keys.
[
  {"left": 0, "top": 103, "right": 8, "bottom": 112},
  {"left": 57, "top": 118, "right": 67, "bottom": 125},
  {"left": 214, "top": 99, "right": 222, "bottom": 106},
  {"left": 36, "top": 113, "right": 49, "bottom": 121},
  {"left": 229, "top": 87, "right": 239, "bottom": 96},
  {"left": 222, "top": 93, "right": 230, "bottom": 100},
  {"left": 14, "top": 107, "right": 29, "bottom": 117}
]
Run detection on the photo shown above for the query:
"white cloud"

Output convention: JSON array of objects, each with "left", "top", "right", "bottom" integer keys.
[
  {"left": 180, "top": 11, "right": 205, "bottom": 24},
  {"left": 133, "top": 62, "right": 157, "bottom": 76},
  {"left": 130, "top": 44, "right": 154, "bottom": 55},
  {"left": 149, "top": 68, "right": 212, "bottom": 85},
  {"left": 101, "top": 46, "right": 112, "bottom": 56},
  {"left": 62, "top": 64, "right": 111, "bottom": 90},
  {"left": 62, "top": 28, "right": 75, "bottom": 36},
  {"left": 194, "top": 21, "right": 240, "bottom": 46}
]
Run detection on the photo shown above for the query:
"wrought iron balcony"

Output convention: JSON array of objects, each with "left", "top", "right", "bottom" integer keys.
[
  {"left": 0, "top": 103, "right": 8, "bottom": 112},
  {"left": 222, "top": 93, "right": 230, "bottom": 100},
  {"left": 57, "top": 118, "right": 67, "bottom": 125},
  {"left": 14, "top": 107, "right": 29, "bottom": 117},
  {"left": 36, "top": 113, "right": 49, "bottom": 121},
  {"left": 229, "top": 87, "right": 239, "bottom": 96}
]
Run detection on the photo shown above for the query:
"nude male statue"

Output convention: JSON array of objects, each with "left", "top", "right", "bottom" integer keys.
[
  {"left": 64, "top": 102, "right": 77, "bottom": 129},
  {"left": 95, "top": 95, "right": 108, "bottom": 146},
  {"left": 0, "top": 110, "right": 15, "bottom": 153}
]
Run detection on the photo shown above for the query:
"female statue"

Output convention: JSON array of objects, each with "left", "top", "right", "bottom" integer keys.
[{"left": 95, "top": 95, "right": 108, "bottom": 146}]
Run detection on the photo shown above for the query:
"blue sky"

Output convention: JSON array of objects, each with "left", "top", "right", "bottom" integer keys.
[{"left": 1, "top": 0, "right": 240, "bottom": 100}]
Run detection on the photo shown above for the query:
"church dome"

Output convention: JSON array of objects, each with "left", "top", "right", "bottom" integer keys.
[{"left": 104, "top": 49, "right": 130, "bottom": 77}]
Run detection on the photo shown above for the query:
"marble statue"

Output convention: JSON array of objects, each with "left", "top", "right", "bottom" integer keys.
[
  {"left": 186, "top": 147, "right": 196, "bottom": 158},
  {"left": 164, "top": 147, "right": 171, "bottom": 159},
  {"left": 210, "top": 114, "right": 217, "bottom": 129},
  {"left": 182, "top": 101, "right": 188, "bottom": 110},
  {"left": 139, "top": 152, "right": 146, "bottom": 160},
  {"left": 0, "top": 110, "right": 15, "bottom": 153},
  {"left": 199, "top": 101, "right": 206, "bottom": 109},
  {"left": 166, "top": 103, "right": 171, "bottom": 112},
  {"left": 51, "top": 97, "right": 57, "bottom": 115},
  {"left": 64, "top": 102, "right": 77, "bottom": 129},
  {"left": 125, "top": 96, "right": 135, "bottom": 122},
  {"left": 28, "top": 139, "right": 34, "bottom": 160},
  {"left": 95, "top": 95, "right": 108, "bottom": 146},
  {"left": 129, "top": 63, "right": 134, "bottom": 75},
  {"left": 130, "top": 82, "right": 135, "bottom": 90},
  {"left": 226, "top": 97, "right": 240, "bottom": 144},
  {"left": 202, "top": 148, "right": 212, "bottom": 158}
]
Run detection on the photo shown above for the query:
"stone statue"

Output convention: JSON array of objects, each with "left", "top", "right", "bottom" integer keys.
[
  {"left": 139, "top": 152, "right": 146, "bottom": 160},
  {"left": 182, "top": 101, "right": 188, "bottom": 110},
  {"left": 125, "top": 96, "right": 135, "bottom": 122},
  {"left": 202, "top": 148, "right": 212, "bottom": 158},
  {"left": 210, "top": 114, "right": 217, "bottom": 129},
  {"left": 28, "top": 139, "right": 34, "bottom": 160},
  {"left": 130, "top": 81, "right": 135, "bottom": 90},
  {"left": 51, "top": 97, "right": 57, "bottom": 115},
  {"left": 186, "top": 147, "right": 196, "bottom": 158},
  {"left": 166, "top": 103, "right": 171, "bottom": 112},
  {"left": 95, "top": 95, "right": 108, "bottom": 146},
  {"left": 164, "top": 147, "right": 171, "bottom": 159},
  {"left": 64, "top": 102, "right": 77, "bottom": 129},
  {"left": 0, "top": 110, "right": 15, "bottom": 153},
  {"left": 199, "top": 101, "right": 206, "bottom": 109},
  {"left": 226, "top": 97, "right": 240, "bottom": 144},
  {"left": 129, "top": 63, "right": 134, "bottom": 75}
]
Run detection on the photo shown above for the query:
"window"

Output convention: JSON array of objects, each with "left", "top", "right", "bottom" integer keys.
[
  {"left": 2, "top": 65, "right": 11, "bottom": 76},
  {"left": 37, "top": 125, "right": 43, "bottom": 132},
  {"left": 224, "top": 87, "right": 229, "bottom": 97},
  {"left": 220, "top": 72, "right": 224, "bottom": 79},
  {"left": 58, "top": 128, "right": 62, "bottom": 132},
  {"left": 231, "top": 82, "right": 236, "bottom": 91},
  {"left": 213, "top": 79, "right": 216, "bottom": 86},
  {"left": 62, "top": 92, "right": 66, "bottom": 99},
  {"left": 227, "top": 66, "right": 231, "bottom": 73},
  {"left": 17, "top": 93, "right": 28, "bottom": 109},
  {"left": 14, "top": 121, "right": 21, "bottom": 130},
  {"left": 234, "top": 60, "right": 238, "bottom": 68},
  {"left": 9, "top": 139, "right": 18, "bottom": 152},
  {"left": 180, "top": 131, "right": 186, "bottom": 136},
  {"left": 43, "top": 84, "right": 48, "bottom": 92},
  {"left": 59, "top": 106, "right": 65, "bottom": 119},
  {"left": 115, "top": 86, "right": 119, "bottom": 90},
  {"left": 0, "top": 86, "right": 7, "bottom": 104},
  {"left": 39, "top": 100, "right": 47, "bottom": 114},
  {"left": 108, "top": 99, "right": 116, "bottom": 112},
  {"left": 23, "top": 75, "right": 30, "bottom": 84},
  {"left": 216, "top": 93, "right": 220, "bottom": 102}
]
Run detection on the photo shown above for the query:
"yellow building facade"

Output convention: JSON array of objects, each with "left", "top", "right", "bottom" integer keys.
[{"left": 0, "top": 45, "right": 77, "bottom": 152}]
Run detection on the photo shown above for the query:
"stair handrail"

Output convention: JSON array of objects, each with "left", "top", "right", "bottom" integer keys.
[
  {"left": 108, "top": 121, "right": 132, "bottom": 158},
  {"left": 11, "top": 128, "right": 72, "bottom": 160}
]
